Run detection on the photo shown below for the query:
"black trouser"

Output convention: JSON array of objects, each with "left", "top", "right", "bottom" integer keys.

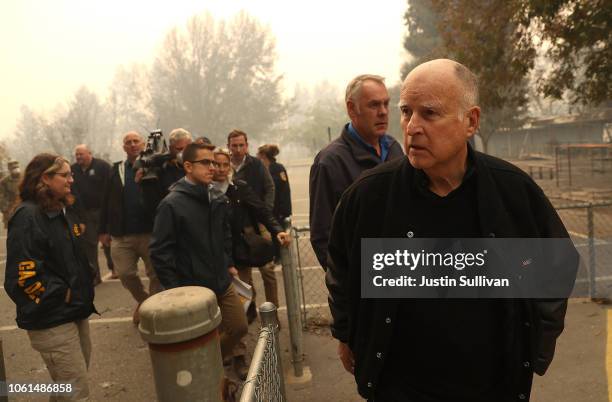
[{"left": 102, "top": 242, "right": 114, "bottom": 271}]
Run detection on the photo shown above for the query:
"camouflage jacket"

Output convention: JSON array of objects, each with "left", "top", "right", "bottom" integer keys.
[{"left": 0, "top": 176, "right": 20, "bottom": 212}]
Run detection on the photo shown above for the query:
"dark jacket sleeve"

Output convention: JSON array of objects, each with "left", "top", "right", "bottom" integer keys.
[
  {"left": 99, "top": 165, "right": 115, "bottom": 235},
  {"left": 224, "top": 202, "right": 234, "bottom": 269},
  {"left": 140, "top": 175, "right": 165, "bottom": 222},
  {"left": 4, "top": 207, "right": 69, "bottom": 315},
  {"left": 70, "top": 189, "right": 87, "bottom": 223},
  {"left": 261, "top": 162, "right": 275, "bottom": 210},
  {"left": 149, "top": 201, "right": 180, "bottom": 289},
  {"left": 309, "top": 161, "right": 337, "bottom": 269},
  {"left": 529, "top": 186, "right": 579, "bottom": 376},
  {"left": 98, "top": 160, "right": 112, "bottom": 208},
  {"left": 325, "top": 194, "right": 351, "bottom": 343},
  {"left": 273, "top": 164, "right": 292, "bottom": 219},
  {"left": 239, "top": 181, "right": 284, "bottom": 236}
]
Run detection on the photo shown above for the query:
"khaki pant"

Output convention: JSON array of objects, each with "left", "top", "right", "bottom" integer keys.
[
  {"left": 218, "top": 284, "right": 248, "bottom": 359},
  {"left": 27, "top": 320, "right": 91, "bottom": 401},
  {"left": 238, "top": 262, "right": 279, "bottom": 308},
  {"left": 111, "top": 234, "right": 163, "bottom": 303}
]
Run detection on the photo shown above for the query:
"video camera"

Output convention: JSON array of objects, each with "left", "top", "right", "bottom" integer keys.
[{"left": 133, "top": 129, "right": 173, "bottom": 181}]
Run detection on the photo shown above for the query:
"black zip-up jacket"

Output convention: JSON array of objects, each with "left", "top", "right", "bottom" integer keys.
[
  {"left": 225, "top": 179, "right": 284, "bottom": 266},
  {"left": 4, "top": 201, "right": 96, "bottom": 330},
  {"left": 71, "top": 158, "right": 112, "bottom": 210},
  {"left": 233, "top": 154, "right": 275, "bottom": 209},
  {"left": 268, "top": 161, "right": 292, "bottom": 223},
  {"left": 149, "top": 178, "right": 233, "bottom": 295},
  {"left": 326, "top": 150, "right": 579, "bottom": 401},
  {"left": 99, "top": 160, "right": 154, "bottom": 236},
  {"left": 309, "top": 124, "right": 404, "bottom": 269}
]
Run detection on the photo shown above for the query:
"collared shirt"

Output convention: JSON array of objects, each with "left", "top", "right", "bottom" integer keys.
[
  {"left": 347, "top": 123, "right": 392, "bottom": 161},
  {"left": 211, "top": 180, "right": 230, "bottom": 200},
  {"left": 232, "top": 155, "right": 247, "bottom": 173}
]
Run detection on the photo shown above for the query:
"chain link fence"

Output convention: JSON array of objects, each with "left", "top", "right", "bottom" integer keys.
[
  {"left": 555, "top": 201, "right": 612, "bottom": 298},
  {"left": 289, "top": 202, "right": 612, "bottom": 329},
  {"left": 241, "top": 305, "right": 286, "bottom": 402},
  {"left": 291, "top": 227, "right": 331, "bottom": 330}
]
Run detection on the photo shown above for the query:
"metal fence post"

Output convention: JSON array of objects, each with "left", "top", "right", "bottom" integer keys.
[
  {"left": 280, "top": 218, "right": 304, "bottom": 377},
  {"left": 292, "top": 227, "right": 309, "bottom": 328},
  {"left": 260, "top": 303, "right": 287, "bottom": 400},
  {"left": 587, "top": 204, "right": 596, "bottom": 298}
]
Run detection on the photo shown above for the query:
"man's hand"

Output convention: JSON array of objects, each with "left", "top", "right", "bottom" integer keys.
[
  {"left": 134, "top": 168, "right": 144, "bottom": 184},
  {"left": 228, "top": 266, "right": 239, "bottom": 277},
  {"left": 338, "top": 341, "right": 355, "bottom": 374},
  {"left": 79, "top": 223, "right": 86, "bottom": 234},
  {"left": 98, "top": 233, "right": 111, "bottom": 247},
  {"left": 277, "top": 232, "right": 291, "bottom": 247}
]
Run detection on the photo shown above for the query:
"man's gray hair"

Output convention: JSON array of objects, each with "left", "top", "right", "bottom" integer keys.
[
  {"left": 123, "top": 131, "right": 143, "bottom": 143},
  {"left": 169, "top": 128, "right": 192, "bottom": 144},
  {"left": 453, "top": 62, "right": 479, "bottom": 111},
  {"left": 345, "top": 74, "right": 386, "bottom": 104}
]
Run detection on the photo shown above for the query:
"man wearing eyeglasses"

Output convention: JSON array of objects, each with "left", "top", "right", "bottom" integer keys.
[
  {"left": 99, "top": 132, "right": 163, "bottom": 324},
  {"left": 149, "top": 142, "right": 248, "bottom": 364}
]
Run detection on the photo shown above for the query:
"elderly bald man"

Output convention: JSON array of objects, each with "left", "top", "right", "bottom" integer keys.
[
  {"left": 99, "top": 132, "right": 163, "bottom": 324},
  {"left": 326, "top": 59, "right": 578, "bottom": 402},
  {"left": 71, "top": 144, "right": 113, "bottom": 285}
]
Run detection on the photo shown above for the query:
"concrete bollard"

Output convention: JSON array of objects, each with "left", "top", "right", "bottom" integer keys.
[{"left": 138, "top": 286, "right": 224, "bottom": 402}]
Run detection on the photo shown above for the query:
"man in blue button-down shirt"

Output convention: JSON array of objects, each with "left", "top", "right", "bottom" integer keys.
[{"left": 309, "top": 74, "right": 404, "bottom": 274}]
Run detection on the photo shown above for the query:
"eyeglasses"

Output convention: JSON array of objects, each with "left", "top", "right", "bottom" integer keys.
[
  {"left": 189, "top": 158, "right": 219, "bottom": 168},
  {"left": 53, "top": 171, "right": 73, "bottom": 178}
]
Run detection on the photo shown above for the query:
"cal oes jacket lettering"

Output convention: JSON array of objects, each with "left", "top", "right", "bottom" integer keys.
[{"left": 4, "top": 201, "right": 96, "bottom": 330}]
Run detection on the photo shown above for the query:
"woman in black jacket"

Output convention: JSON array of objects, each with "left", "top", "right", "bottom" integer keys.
[
  {"left": 4, "top": 153, "right": 96, "bottom": 400},
  {"left": 212, "top": 148, "right": 289, "bottom": 308},
  {"left": 212, "top": 147, "right": 289, "bottom": 378},
  {"left": 257, "top": 144, "right": 292, "bottom": 227}
]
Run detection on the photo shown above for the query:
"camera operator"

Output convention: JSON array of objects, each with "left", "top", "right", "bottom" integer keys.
[
  {"left": 159, "top": 128, "right": 192, "bottom": 191},
  {"left": 139, "top": 128, "right": 192, "bottom": 216},
  {"left": 99, "top": 131, "right": 163, "bottom": 324}
]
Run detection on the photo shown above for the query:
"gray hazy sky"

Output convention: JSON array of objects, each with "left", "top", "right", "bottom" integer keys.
[{"left": 0, "top": 0, "right": 408, "bottom": 140}]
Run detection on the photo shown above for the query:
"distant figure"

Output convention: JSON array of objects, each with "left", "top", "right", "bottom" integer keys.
[
  {"left": 159, "top": 128, "right": 192, "bottom": 192},
  {"left": 194, "top": 136, "right": 212, "bottom": 145},
  {"left": 257, "top": 144, "right": 292, "bottom": 263},
  {"left": 257, "top": 144, "right": 292, "bottom": 229},
  {"left": 140, "top": 128, "right": 193, "bottom": 217},
  {"left": 228, "top": 130, "right": 280, "bottom": 310},
  {"left": 0, "top": 160, "right": 22, "bottom": 228},
  {"left": 309, "top": 74, "right": 404, "bottom": 271},
  {"left": 71, "top": 144, "right": 113, "bottom": 285}
]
